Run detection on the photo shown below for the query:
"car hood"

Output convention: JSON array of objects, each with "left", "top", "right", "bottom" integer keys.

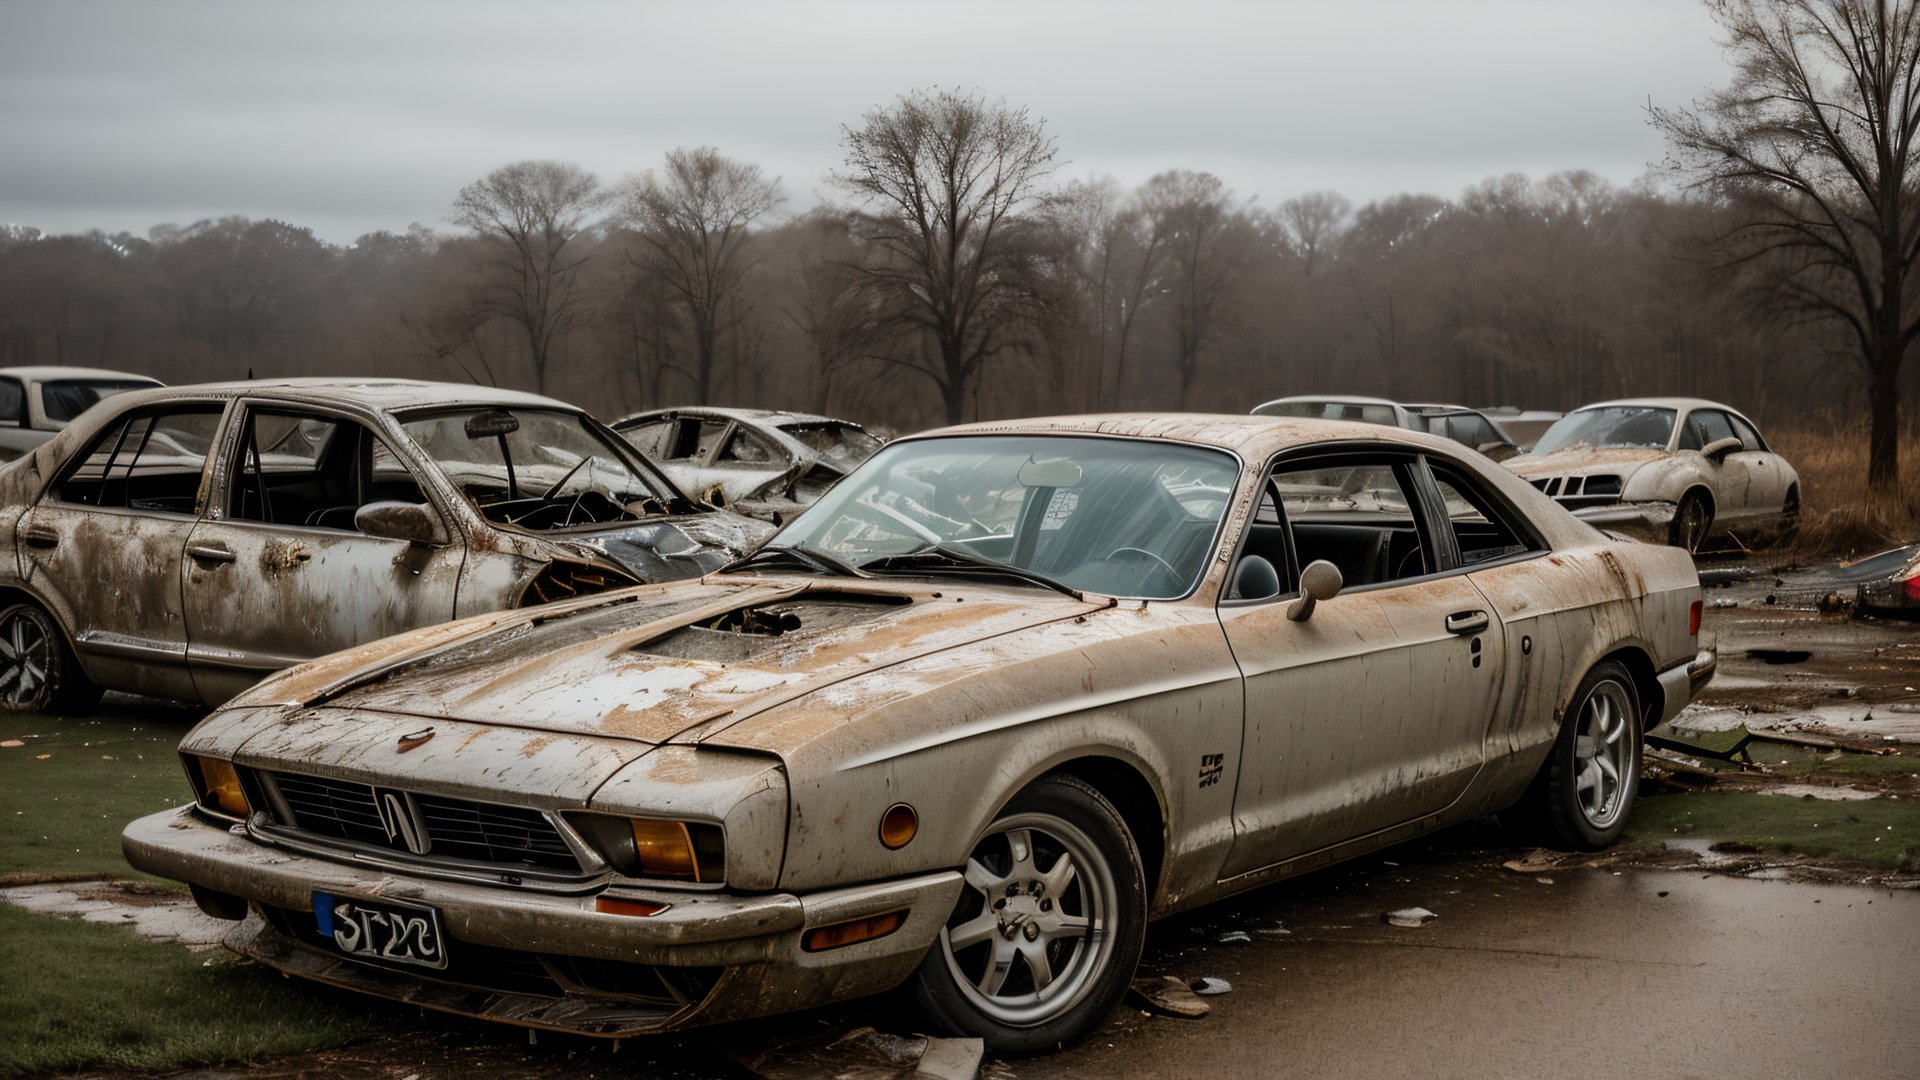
[
  {"left": 539, "top": 511, "right": 776, "bottom": 582},
  {"left": 227, "top": 575, "right": 1109, "bottom": 752},
  {"left": 1505, "top": 447, "right": 1666, "bottom": 480}
]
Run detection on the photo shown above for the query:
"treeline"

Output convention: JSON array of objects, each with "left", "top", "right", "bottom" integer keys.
[{"left": 0, "top": 134, "right": 1884, "bottom": 436}]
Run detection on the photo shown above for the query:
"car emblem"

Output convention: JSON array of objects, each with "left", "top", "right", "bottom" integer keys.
[
  {"left": 373, "top": 788, "right": 431, "bottom": 856},
  {"left": 396, "top": 728, "right": 434, "bottom": 753}
]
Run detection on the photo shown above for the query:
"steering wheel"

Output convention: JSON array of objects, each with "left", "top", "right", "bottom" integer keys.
[{"left": 1103, "top": 546, "right": 1181, "bottom": 591}]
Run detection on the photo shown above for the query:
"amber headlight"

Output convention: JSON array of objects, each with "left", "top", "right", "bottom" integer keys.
[
  {"left": 182, "top": 754, "right": 250, "bottom": 819},
  {"left": 568, "top": 814, "right": 726, "bottom": 883}
]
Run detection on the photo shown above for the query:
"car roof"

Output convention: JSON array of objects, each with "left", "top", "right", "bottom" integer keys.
[
  {"left": 1256, "top": 394, "right": 1401, "bottom": 407},
  {"left": 90, "top": 377, "right": 575, "bottom": 415},
  {"left": 0, "top": 366, "right": 164, "bottom": 384},
  {"left": 1571, "top": 397, "right": 1741, "bottom": 415},
  {"left": 615, "top": 405, "right": 858, "bottom": 428},
  {"left": 928, "top": 412, "right": 1468, "bottom": 459}
]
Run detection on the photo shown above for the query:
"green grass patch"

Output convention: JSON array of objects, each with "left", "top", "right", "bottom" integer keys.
[
  {"left": 0, "top": 904, "right": 388, "bottom": 1078},
  {"left": 1626, "top": 789, "right": 1920, "bottom": 871},
  {"left": 0, "top": 702, "right": 203, "bottom": 884}
]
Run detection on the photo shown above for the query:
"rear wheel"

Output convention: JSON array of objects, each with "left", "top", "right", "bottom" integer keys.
[
  {"left": 908, "top": 774, "right": 1145, "bottom": 1054},
  {"left": 0, "top": 602, "right": 100, "bottom": 715},
  {"left": 1530, "top": 661, "right": 1642, "bottom": 850}
]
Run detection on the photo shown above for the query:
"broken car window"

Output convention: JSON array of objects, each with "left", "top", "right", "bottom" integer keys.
[
  {"left": 779, "top": 422, "right": 882, "bottom": 467},
  {"left": 227, "top": 410, "right": 428, "bottom": 531},
  {"left": 400, "top": 408, "right": 672, "bottom": 531},
  {"left": 57, "top": 407, "right": 222, "bottom": 513},
  {"left": 718, "top": 428, "right": 778, "bottom": 465},
  {"left": 774, "top": 435, "right": 1237, "bottom": 599},
  {"left": 1532, "top": 407, "right": 1676, "bottom": 455}
]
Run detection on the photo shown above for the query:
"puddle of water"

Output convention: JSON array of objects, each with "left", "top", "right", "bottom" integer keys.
[
  {"left": 1756, "top": 784, "right": 1878, "bottom": 801},
  {"left": 0, "top": 882, "right": 227, "bottom": 951}
]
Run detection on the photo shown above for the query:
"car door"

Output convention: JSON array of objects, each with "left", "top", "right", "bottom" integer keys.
[
  {"left": 16, "top": 401, "right": 226, "bottom": 701},
  {"left": 1679, "top": 408, "right": 1760, "bottom": 525},
  {"left": 1216, "top": 450, "right": 1506, "bottom": 878},
  {"left": 1724, "top": 412, "right": 1788, "bottom": 514},
  {"left": 181, "top": 403, "right": 464, "bottom": 704}
]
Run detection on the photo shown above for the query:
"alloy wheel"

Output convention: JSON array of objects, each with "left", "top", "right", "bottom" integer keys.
[{"left": 1571, "top": 679, "right": 1635, "bottom": 829}]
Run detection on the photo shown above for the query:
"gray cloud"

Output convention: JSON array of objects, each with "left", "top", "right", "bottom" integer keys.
[{"left": 0, "top": 0, "right": 1730, "bottom": 242}]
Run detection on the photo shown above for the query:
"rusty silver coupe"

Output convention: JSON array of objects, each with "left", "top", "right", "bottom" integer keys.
[
  {"left": 0, "top": 378, "right": 770, "bottom": 711},
  {"left": 123, "top": 413, "right": 1714, "bottom": 1052},
  {"left": 1504, "top": 397, "right": 1799, "bottom": 552}
]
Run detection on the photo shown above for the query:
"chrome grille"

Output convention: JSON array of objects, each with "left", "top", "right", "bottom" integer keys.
[{"left": 266, "top": 771, "right": 582, "bottom": 874}]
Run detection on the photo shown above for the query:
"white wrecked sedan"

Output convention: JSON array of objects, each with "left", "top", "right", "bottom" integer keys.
[
  {"left": 612, "top": 406, "right": 882, "bottom": 522},
  {"left": 1504, "top": 397, "right": 1800, "bottom": 552},
  {"left": 0, "top": 378, "right": 771, "bottom": 710},
  {"left": 124, "top": 414, "right": 1714, "bottom": 1052}
]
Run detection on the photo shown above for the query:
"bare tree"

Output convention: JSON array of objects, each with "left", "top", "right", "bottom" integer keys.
[
  {"left": 1651, "top": 0, "right": 1920, "bottom": 487},
  {"left": 448, "top": 160, "right": 607, "bottom": 394},
  {"left": 1279, "top": 191, "right": 1352, "bottom": 278},
  {"left": 616, "top": 147, "right": 783, "bottom": 403},
  {"left": 1139, "top": 170, "right": 1247, "bottom": 408},
  {"left": 835, "top": 87, "right": 1058, "bottom": 425}
]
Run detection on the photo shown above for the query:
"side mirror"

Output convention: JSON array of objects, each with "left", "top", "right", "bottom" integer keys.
[
  {"left": 355, "top": 500, "right": 447, "bottom": 545},
  {"left": 1287, "top": 559, "right": 1344, "bottom": 622},
  {"left": 1702, "top": 436, "right": 1741, "bottom": 461}
]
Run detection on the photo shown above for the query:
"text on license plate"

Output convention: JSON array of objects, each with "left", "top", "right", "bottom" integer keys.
[{"left": 313, "top": 892, "right": 448, "bottom": 970}]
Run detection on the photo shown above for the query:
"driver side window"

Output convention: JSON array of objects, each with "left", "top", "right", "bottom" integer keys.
[
  {"left": 1266, "top": 456, "right": 1431, "bottom": 591},
  {"left": 227, "top": 409, "right": 428, "bottom": 532}
]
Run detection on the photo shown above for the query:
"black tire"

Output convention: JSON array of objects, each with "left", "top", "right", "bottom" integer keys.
[
  {"left": 1670, "top": 491, "right": 1713, "bottom": 553},
  {"left": 1528, "top": 660, "right": 1642, "bottom": 850},
  {"left": 908, "top": 774, "right": 1146, "bottom": 1055},
  {"left": 0, "top": 602, "right": 101, "bottom": 715}
]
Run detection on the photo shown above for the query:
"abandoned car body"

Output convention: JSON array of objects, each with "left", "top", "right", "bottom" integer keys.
[
  {"left": 612, "top": 406, "right": 882, "bottom": 522},
  {"left": 123, "top": 414, "right": 1713, "bottom": 1051},
  {"left": 0, "top": 378, "right": 770, "bottom": 710},
  {"left": 1504, "top": 397, "right": 1799, "bottom": 552},
  {"left": 0, "top": 365, "right": 163, "bottom": 463}
]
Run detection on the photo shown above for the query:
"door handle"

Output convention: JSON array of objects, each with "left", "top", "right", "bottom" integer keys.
[
  {"left": 22, "top": 525, "right": 58, "bottom": 549},
  {"left": 186, "top": 543, "right": 237, "bottom": 565},
  {"left": 1445, "top": 610, "right": 1490, "bottom": 635}
]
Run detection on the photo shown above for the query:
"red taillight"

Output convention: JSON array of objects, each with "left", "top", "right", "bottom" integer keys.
[
  {"left": 1904, "top": 576, "right": 1920, "bottom": 602},
  {"left": 1688, "top": 600, "right": 1702, "bottom": 637}
]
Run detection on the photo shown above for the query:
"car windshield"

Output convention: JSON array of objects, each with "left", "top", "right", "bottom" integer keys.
[
  {"left": 400, "top": 407, "right": 679, "bottom": 531},
  {"left": 778, "top": 421, "right": 881, "bottom": 467},
  {"left": 770, "top": 435, "right": 1239, "bottom": 599},
  {"left": 1253, "top": 400, "right": 1400, "bottom": 426},
  {"left": 41, "top": 379, "right": 160, "bottom": 424},
  {"left": 1532, "top": 407, "right": 1676, "bottom": 454}
]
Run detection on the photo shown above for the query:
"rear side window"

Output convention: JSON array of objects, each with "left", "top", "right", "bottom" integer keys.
[
  {"left": 1726, "top": 413, "right": 1767, "bottom": 452},
  {"left": 718, "top": 427, "right": 778, "bottom": 465},
  {"left": 0, "top": 379, "right": 22, "bottom": 425},
  {"left": 56, "top": 407, "right": 222, "bottom": 513},
  {"left": 619, "top": 419, "right": 674, "bottom": 458},
  {"left": 1428, "top": 463, "right": 1542, "bottom": 567}
]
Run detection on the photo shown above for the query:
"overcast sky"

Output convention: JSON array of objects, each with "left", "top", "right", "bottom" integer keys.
[{"left": 1, "top": 0, "right": 1734, "bottom": 244}]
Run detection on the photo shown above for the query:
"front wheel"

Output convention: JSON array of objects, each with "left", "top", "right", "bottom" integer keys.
[
  {"left": 1532, "top": 661, "right": 1642, "bottom": 850},
  {"left": 0, "top": 602, "right": 101, "bottom": 715},
  {"left": 1670, "top": 491, "right": 1713, "bottom": 553},
  {"left": 908, "top": 774, "right": 1145, "bottom": 1055}
]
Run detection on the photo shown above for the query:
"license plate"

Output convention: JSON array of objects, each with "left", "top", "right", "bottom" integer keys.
[{"left": 312, "top": 892, "right": 448, "bottom": 970}]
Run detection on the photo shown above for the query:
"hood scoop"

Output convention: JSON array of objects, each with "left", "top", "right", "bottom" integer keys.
[{"left": 634, "top": 593, "right": 910, "bottom": 663}]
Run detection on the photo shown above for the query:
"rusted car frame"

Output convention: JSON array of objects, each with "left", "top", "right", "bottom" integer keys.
[
  {"left": 612, "top": 406, "right": 881, "bottom": 521},
  {"left": 0, "top": 378, "right": 770, "bottom": 710},
  {"left": 124, "top": 413, "right": 1712, "bottom": 1052}
]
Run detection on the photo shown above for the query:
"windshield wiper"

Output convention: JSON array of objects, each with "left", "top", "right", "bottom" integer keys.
[
  {"left": 862, "top": 544, "right": 1083, "bottom": 599},
  {"left": 720, "top": 543, "right": 869, "bottom": 579}
]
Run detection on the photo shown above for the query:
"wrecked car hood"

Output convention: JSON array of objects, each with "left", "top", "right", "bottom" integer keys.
[
  {"left": 233, "top": 576, "right": 1108, "bottom": 751},
  {"left": 544, "top": 511, "right": 774, "bottom": 583},
  {"left": 1505, "top": 447, "right": 1666, "bottom": 480}
]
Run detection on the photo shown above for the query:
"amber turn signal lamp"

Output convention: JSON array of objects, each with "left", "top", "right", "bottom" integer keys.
[
  {"left": 878, "top": 803, "right": 918, "bottom": 849},
  {"left": 802, "top": 910, "right": 904, "bottom": 952},
  {"left": 186, "top": 755, "right": 249, "bottom": 818},
  {"left": 1688, "top": 599, "right": 1702, "bottom": 637},
  {"left": 594, "top": 895, "right": 667, "bottom": 918},
  {"left": 630, "top": 818, "right": 701, "bottom": 881}
]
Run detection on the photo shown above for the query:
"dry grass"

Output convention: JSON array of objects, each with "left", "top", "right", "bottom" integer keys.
[{"left": 1768, "top": 413, "right": 1920, "bottom": 560}]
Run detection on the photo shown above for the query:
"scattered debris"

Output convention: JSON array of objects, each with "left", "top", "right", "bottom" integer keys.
[
  {"left": 1501, "top": 849, "right": 1571, "bottom": 875},
  {"left": 1745, "top": 648, "right": 1812, "bottom": 665},
  {"left": 1383, "top": 907, "right": 1438, "bottom": 928},
  {"left": 1215, "top": 930, "right": 1251, "bottom": 945},
  {"left": 727, "top": 1026, "right": 984, "bottom": 1080},
  {"left": 1128, "top": 975, "right": 1211, "bottom": 1019},
  {"left": 1190, "top": 977, "right": 1233, "bottom": 996}
]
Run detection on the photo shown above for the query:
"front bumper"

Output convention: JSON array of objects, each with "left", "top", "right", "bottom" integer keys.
[
  {"left": 1653, "top": 643, "right": 1717, "bottom": 725},
  {"left": 1570, "top": 501, "right": 1676, "bottom": 544},
  {"left": 122, "top": 806, "right": 961, "bottom": 1036}
]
